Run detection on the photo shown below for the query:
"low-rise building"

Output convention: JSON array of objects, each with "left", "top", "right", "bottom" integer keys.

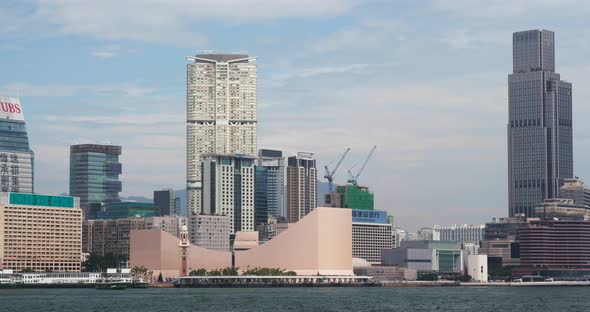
[
  {"left": 466, "top": 255, "right": 488, "bottom": 282},
  {"left": 83, "top": 216, "right": 186, "bottom": 259},
  {"left": 188, "top": 214, "right": 230, "bottom": 252},
  {"left": 0, "top": 193, "right": 82, "bottom": 272},
  {"left": 381, "top": 240, "right": 463, "bottom": 273},
  {"left": 433, "top": 224, "right": 485, "bottom": 245}
]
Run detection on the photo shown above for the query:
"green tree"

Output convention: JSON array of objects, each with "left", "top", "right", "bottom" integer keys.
[
  {"left": 189, "top": 268, "right": 208, "bottom": 276},
  {"left": 21, "top": 267, "right": 35, "bottom": 273},
  {"left": 417, "top": 272, "right": 439, "bottom": 281}
]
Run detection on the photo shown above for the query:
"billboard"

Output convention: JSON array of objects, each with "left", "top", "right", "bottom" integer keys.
[
  {"left": 0, "top": 96, "right": 24, "bottom": 121},
  {"left": 352, "top": 209, "right": 389, "bottom": 224}
]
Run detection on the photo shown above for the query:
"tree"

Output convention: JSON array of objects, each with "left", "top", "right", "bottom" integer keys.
[
  {"left": 83, "top": 253, "right": 125, "bottom": 272},
  {"left": 417, "top": 272, "right": 439, "bottom": 281},
  {"left": 21, "top": 267, "right": 35, "bottom": 273},
  {"left": 189, "top": 268, "right": 208, "bottom": 276}
]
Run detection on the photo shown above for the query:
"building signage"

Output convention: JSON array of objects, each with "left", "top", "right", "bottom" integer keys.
[
  {"left": 352, "top": 209, "right": 389, "bottom": 224},
  {"left": 0, "top": 152, "right": 33, "bottom": 193},
  {"left": 0, "top": 96, "right": 25, "bottom": 121}
]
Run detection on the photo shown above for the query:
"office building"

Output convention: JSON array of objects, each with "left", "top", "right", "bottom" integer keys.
[
  {"left": 255, "top": 149, "right": 285, "bottom": 224},
  {"left": 154, "top": 189, "right": 178, "bottom": 216},
  {"left": 559, "top": 178, "right": 590, "bottom": 207},
  {"left": 69, "top": 144, "right": 122, "bottom": 218},
  {"left": 352, "top": 210, "right": 393, "bottom": 264},
  {"left": 0, "top": 97, "right": 34, "bottom": 193},
  {"left": 186, "top": 53, "right": 257, "bottom": 215},
  {"left": 534, "top": 198, "right": 590, "bottom": 220},
  {"left": 518, "top": 219, "right": 590, "bottom": 277},
  {"left": 201, "top": 154, "right": 256, "bottom": 233},
  {"left": 405, "top": 228, "right": 440, "bottom": 241},
  {"left": 287, "top": 152, "right": 317, "bottom": 223},
  {"left": 188, "top": 214, "right": 230, "bottom": 251},
  {"left": 433, "top": 224, "right": 485, "bottom": 245},
  {"left": 0, "top": 193, "right": 82, "bottom": 272},
  {"left": 381, "top": 241, "right": 463, "bottom": 273},
  {"left": 508, "top": 29, "right": 573, "bottom": 217},
  {"left": 82, "top": 216, "right": 186, "bottom": 259}
]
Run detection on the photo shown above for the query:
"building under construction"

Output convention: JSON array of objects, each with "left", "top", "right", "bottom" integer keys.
[{"left": 325, "top": 184, "right": 374, "bottom": 210}]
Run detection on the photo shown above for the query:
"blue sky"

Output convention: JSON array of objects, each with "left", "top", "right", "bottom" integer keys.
[{"left": 2, "top": 0, "right": 590, "bottom": 230}]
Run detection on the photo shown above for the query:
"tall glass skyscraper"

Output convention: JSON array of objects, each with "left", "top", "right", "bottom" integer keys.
[
  {"left": 255, "top": 149, "right": 285, "bottom": 225},
  {"left": 508, "top": 30, "right": 573, "bottom": 217},
  {"left": 185, "top": 54, "right": 258, "bottom": 216},
  {"left": 69, "top": 144, "right": 122, "bottom": 218},
  {"left": 0, "top": 96, "right": 34, "bottom": 193}
]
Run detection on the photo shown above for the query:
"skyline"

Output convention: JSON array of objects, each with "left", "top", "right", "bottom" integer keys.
[{"left": 3, "top": 1, "right": 590, "bottom": 229}]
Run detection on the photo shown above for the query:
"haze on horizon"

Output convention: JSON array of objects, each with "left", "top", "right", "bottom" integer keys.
[{"left": 1, "top": 0, "right": 590, "bottom": 230}]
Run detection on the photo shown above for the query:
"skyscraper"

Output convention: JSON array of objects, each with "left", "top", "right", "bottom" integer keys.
[
  {"left": 508, "top": 29, "right": 573, "bottom": 217},
  {"left": 185, "top": 54, "right": 257, "bottom": 215},
  {"left": 255, "top": 149, "right": 285, "bottom": 224},
  {"left": 69, "top": 144, "right": 122, "bottom": 218},
  {"left": 154, "top": 189, "right": 178, "bottom": 216},
  {"left": 0, "top": 97, "right": 34, "bottom": 193},
  {"left": 287, "top": 152, "right": 317, "bottom": 223},
  {"left": 201, "top": 154, "right": 256, "bottom": 233}
]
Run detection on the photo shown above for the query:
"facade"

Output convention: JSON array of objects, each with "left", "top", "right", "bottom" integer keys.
[
  {"left": 255, "top": 149, "right": 285, "bottom": 224},
  {"left": 534, "top": 198, "right": 590, "bottom": 220},
  {"left": 98, "top": 202, "right": 156, "bottom": 219},
  {"left": 130, "top": 208, "right": 354, "bottom": 279},
  {"left": 83, "top": 216, "right": 186, "bottom": 259},
  {"left": 69, "top": 144, "right": 122, "bottom": 218},
  {"left": 286, "top": 152, "right": 317, "bottom": 223},
  {"left": 466, "top": 255, "right": 488, "bottom": 282},
  {"left": 480, "top": 217, "right": 525, "bottom": 267},
  {"left": 201, "top": 154, "right": 255, "bottom": 233},
  {"left": 518, "top": 220, "right": 590, "bottom": 277},
  {"left": 559, "top": 178, "right": 590, "bottom": 207},
  {"left": 433, "top": 224, "right": 485, "bottom": 244},
  {"left": 154, "top": 189, "right": 178, "bottom": 216},
  {"left": 352, "top": 210, "right": 393, "bottom": 264},
  {"left": 381, "top": 241, "right": 463, "bottom": 273},
  {"left": 0, "top": 97, "right": 34, "bottom": 194},
  {"left": 508, "top": 29, "right": 573, "bottom": 217},
  {"left": 188, "top": 214, "right": 230, "bottom": 251},
  {"left": 353, "top": 265, "right": 417, "bottom": 282},
  {"left": 0, "top": 193, "right": 82, "bottom": 272},
  {"left": 186, "top": 54, "right": 258, "bottom": 216}
]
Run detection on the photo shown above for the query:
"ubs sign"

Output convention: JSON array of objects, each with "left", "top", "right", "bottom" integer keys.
[{"left": 0, "top": 96, "right": 25, "bottom": 121}]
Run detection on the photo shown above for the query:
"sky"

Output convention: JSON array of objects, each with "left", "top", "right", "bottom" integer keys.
[{"left": 2, "top": 0, "right": 590, "bottom": 230}]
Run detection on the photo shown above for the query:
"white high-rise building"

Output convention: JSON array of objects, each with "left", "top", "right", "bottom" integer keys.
[
  {"left": 186, "top": 54, "right": 257, "bottom": 215},
  {"left": 201, "top": 154, "right": 256, "bottom": 233}
]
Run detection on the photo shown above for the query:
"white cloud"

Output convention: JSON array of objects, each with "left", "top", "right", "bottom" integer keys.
[
  {"left": 432, "top": 0, "right": 590, "bottom": 17},
  {"left": 33, "top": 0, "right": 358, "bottom": 44},
  {"left": 312, "top": 19, "right": 406, "bottom": 52},
  {"left": 443, "top": 30, "right": 509, "bottom": 49},
  {"left": 91, "top": 45, "right": 135, "bottom": 59}
]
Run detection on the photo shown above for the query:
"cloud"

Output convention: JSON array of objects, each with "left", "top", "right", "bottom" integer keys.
[
  {"left": 443, "top": 30, "right": 509, "bottom": 49},
  {"left": 44, "top": 113, "right": 184, "bottom": 125},
  {"left": 0, "top": 82, "right": 156, "bottom": 97},
  {"left": 432, "top": 0, "right": 590, "bottom": 17},
  {"left": 91, "top": 45, "right": 135, "bottom": 59},
  {"left": 312, "top": 19, "right": 406, "bottom": 52},
  {"left": 33, "top": 0, "right": 358, "bottom": 44}
]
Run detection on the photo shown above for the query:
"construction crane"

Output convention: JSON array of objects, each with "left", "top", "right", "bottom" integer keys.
[
  {"left": 324, "top": 148, "right": 351, "bottom": 193},
  {"left": 347, "top": 145, "right": 377, "bottom": 186}
]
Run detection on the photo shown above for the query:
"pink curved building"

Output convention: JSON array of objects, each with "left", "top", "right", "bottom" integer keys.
[{"left": 130, "top": 208, "right": 353, "bottom": 279}]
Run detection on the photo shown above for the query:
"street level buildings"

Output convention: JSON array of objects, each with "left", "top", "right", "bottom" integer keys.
[
  {"left": 186, "top": 54, "right": 257, "bottom": 216},
  {"left": 0, "top": 193, "right": 82, "bottom": 272},
  {"left": 188, "top": 214, "right": 230, "bottom": 251},
  {"left": 69, "top": 144, "right": 122, "bottom": 219},
  {"left": 83, "top": 216, "right": 186, "bottom": 259},
  {"left": 518, "top": 219, "right": 590, "bottom": 277},
  {"left": 0, "top": 97, "right": 34, "bottom": 194},
  {"left": 201, "top": 154, "right": 256, "bottom": 233},
  {"left": 508, "top": 29, "right": 573, "bottom": 217},
  {"left": 382, "top": 241, "right": 463, "bottom": 273},
  {"left": 287, "top": 152, "right": 317, "bottom": 223}
]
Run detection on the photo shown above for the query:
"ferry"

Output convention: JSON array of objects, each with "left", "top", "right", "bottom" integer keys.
[{"left": 95, "top": 278, "right": 128, "bottom": 290}]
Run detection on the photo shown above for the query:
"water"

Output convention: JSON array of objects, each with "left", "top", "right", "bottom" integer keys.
[{"left": 1, "top": 287, "right": 589, "bottom": 311}]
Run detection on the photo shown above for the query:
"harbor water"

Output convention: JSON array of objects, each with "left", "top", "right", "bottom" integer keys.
[{"left": 1, "top": 286, "right": 589, "bottom": 311}]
